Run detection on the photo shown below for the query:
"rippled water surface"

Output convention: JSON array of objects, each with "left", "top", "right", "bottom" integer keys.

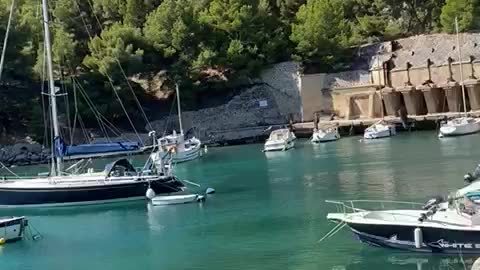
[{"left": 1, "top": 131, "right": 480, "bottom": 270}]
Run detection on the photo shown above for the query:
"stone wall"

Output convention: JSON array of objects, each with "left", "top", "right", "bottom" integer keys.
[
  {"left": 150, "top": 84, "right": 300, "bottom": 143},
  {"left": 300, "top": 70, "right": 377, "bottom": 121},
  {"left": 299, "top": 33, "right": 480, "bottom": 121},
  {"left": 149, "top": 62, "right": 302, "bottom": 143}
]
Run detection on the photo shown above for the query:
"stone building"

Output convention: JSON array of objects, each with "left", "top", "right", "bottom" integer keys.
[{"left": 299, "top": 33, "right": 480, "bottom": 122}]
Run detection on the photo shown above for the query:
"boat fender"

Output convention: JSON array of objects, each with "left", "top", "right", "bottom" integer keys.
[
  {"left": 206, "top": 188, "right": 215, "bottom": 194},
  {"left": 472, "top": 257, "right": 480, "bottom": 270},
  {"left": 0, "top": 238, "right": 5, "bottom": 245},
  {"left": 204, "top": 145, "right": 208, "bottom": 154},
  {"left": 146, "top": 188, "right": 156, "bottom": 200},
  {"left": 414, "top": 227, "right": 423, "bottom": 249},
  {"left": 465, "top": 173, "right": 475, "bottom": 183}
]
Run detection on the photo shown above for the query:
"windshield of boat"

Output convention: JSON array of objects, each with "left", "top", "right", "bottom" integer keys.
[
  {"left": 269, "top": 129, "right": 288, "bottom": 140},
  {"left": 453, "top": 192, "right": 480, "bottom": 216},
  {"left": 105, "top": 159, "right": 138, "bottom": 177}
]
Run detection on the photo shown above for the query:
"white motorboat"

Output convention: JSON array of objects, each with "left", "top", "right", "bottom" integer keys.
[
  {"left": 151, "top": 194, "right": 202, "bottom": 206},
  {"left": 151, "top": 131, "right": 201, "bottom": 165},
  {"left": 364, "top": 121, "right": 396, "bottom": 139},
  {"left": 325, "top": 164, "right": 480, "bottom": 253},
  {"left": 152, "top": 84, "right": 202, "bottom": 164},
  {"left": 0, "top": 216, "right": 28, "bottom": 243},
  {"left": 438, "top": 117, "right": 480, "bottom": 137},
  {"left": 311, "top": 127, "right": 340, "bottom": 143},
  {"left": 263, "top": 128, "right": 296, "bottom": 152}
]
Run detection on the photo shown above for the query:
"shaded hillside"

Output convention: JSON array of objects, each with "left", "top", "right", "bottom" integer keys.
[{"left": 0, "top": 0, "right": 479, "bottom": 142}]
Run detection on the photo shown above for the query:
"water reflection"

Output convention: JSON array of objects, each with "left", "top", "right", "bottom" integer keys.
[{"left": 341, "top": 252, "right": 476, "bottom": 270}]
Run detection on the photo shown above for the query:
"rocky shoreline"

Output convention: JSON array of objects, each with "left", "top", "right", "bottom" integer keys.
[{"left": 0, "top": 143, "right": 50, "bottom": 167}]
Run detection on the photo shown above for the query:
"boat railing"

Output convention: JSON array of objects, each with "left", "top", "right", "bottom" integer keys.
[{"left": 325, "top": 199, "right": 424, "bottom": 214}]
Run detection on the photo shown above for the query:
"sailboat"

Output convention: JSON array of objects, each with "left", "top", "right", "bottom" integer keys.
[
  {"left": 0, "top": 0, "right": 185, "bottom": 207},
  {"left": 363, "top": 57, "right": 396, "bottom": 140},
  {"left": 151, "top": 84, "right": 202, "bottom": 165},
  {"left": 439, "top": 18, "right": 480, "bottom": 138}
]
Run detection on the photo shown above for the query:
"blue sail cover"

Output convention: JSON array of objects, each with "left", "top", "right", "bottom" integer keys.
[{"left": 65, "top": 142, "right": 141, "bottom": 157}]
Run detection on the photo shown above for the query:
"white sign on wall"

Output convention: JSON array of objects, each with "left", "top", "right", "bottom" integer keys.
[{"left": 259, "top": 100, "right": 268, "bottom": 108}]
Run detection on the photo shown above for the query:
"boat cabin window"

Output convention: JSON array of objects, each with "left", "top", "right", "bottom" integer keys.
[{"left": 105, "top": 159, "right": 137, "bottom": 177}]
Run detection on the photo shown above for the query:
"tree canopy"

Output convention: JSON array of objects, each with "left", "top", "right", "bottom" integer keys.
[{"left": 0, "top": 0, "right": 479, "bottom": 139}]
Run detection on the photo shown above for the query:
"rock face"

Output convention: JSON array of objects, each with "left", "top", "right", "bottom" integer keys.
[
  {"left": 149, "top": 62, "right": 302, "bottom": 143},
  {"left": 0, "top": 143, "right": 49, "bottom": 167}
]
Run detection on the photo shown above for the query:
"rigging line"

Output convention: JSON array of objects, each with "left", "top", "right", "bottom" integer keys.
[
  {"left": 72, "top": 78, "right": 126, "bottom": 139},
  {"left": 73, "top": 0, "right": 143, "bottom": 145},
  {"left": 75, "top": 84, "right": 111, "bottom": 139},
  {"left": 0, "top": 162, "right": 18, "bottom": 177},
  {"left": 70, "top": 69, "right": 134, "bottom": 142},
  {"left": 82, "top": 0, "right": 153, "bottom": 132},
  {"left": 59, "top": 62, "right": 73, "bottom": 144},
  {"left": 0, "top": 0, "right": 15, "bottom": 81},
  {"left": 74, "top": 0, "right": 142, "bottom": 141},
  {"left": 163, "top": 91, "right": 178, "bottom": 137},
  {"left": 77, "top": 114, "right": 90, "bottom": 143},
  {"left": 69, "top": 74, "right": 123, "bottom": 139}
]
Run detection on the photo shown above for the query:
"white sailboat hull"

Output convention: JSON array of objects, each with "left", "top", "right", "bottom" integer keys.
[
  {"left": 439, "top": 117, "right": 480, "bottom": 137},
  {"left": 311, "top": 129, "right": 340, "bottom": 143}
]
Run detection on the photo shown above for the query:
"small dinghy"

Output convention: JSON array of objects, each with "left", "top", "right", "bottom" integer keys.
[
  {"left": 0, "top": 216, "right": 28, "bottom": 243},
  {"left": 151, "top": 194, "right": 203, "bottom": 206}
]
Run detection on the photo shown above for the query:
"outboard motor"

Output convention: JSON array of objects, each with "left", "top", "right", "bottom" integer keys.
[
  {"left": 422, "top": 196, "right": 444, "bottom": 210},
  {"left": 465, "top": 164, "right": 480, "bottom": 184}
]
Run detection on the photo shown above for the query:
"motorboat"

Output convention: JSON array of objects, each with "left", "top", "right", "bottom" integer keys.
[
  {"left": 0, "top": 216, "right": 28, "bottom": 243},
  {"left": 364, "top": 120, "right": 396, "bottom": 139},
  {"left": 263, "top": 128, "right": 296, "bottom": 152},
  {"left": 151, "top": 131, "right": 201, "bottom": 165},
  {"left": 325, "top": 165, "right": 480, "bottom": 253},
  {"left": 151, "top": 84, "right": 202, "bottom": 164},
  {"left": 311, "top": 126, "right": 340, "bottom": 143},
  {"left": 438, "top": 117, "right": 480, "bottom": 138},
  {"left": 151, "top": 193, "right": 203, "bottom": 206}
]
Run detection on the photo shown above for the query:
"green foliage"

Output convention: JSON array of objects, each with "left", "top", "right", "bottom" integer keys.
[
  {"left": 290, "top": 0, "right": 350, "bottom": 69},
  {"left": 441, "top": 0, "right": 480, "bottom": 33},
  {"left": 0, "top": 0, "right": 479, "bottom": 139},
  {"left": 83, "top": 22, "right": 144, "bottom": 79}
]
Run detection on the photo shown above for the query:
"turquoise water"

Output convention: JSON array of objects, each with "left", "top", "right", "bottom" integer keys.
[{"left": 1, "top": 131, "right": 480, "bottom": 269}]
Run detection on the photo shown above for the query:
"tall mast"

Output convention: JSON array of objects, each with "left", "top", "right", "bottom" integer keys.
[
  {"left": 175, "top": 83, "right": 184, "bottom": 135},
  {"left": 455, "top": 17, "right": 467, "bottom": 116},
  {"left": 42, "top": 0, "right": 62, "bottom": 175},
  {"left": 0, "top": 0, "right": 15, "bottom": 81}
]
